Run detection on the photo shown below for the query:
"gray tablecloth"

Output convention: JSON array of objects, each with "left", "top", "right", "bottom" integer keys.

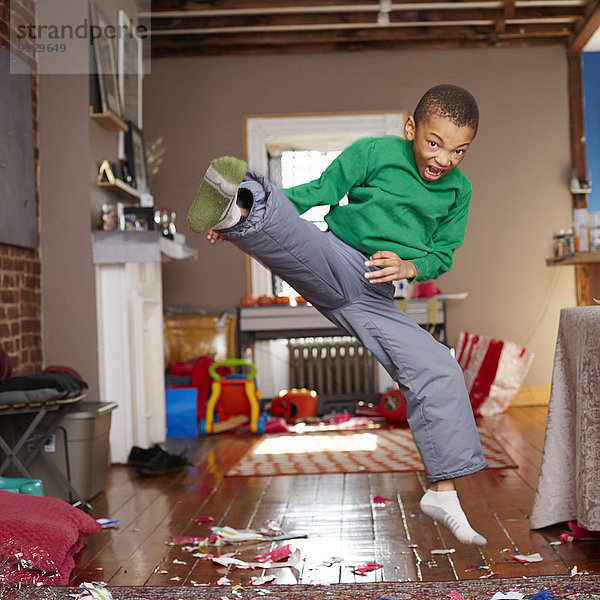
[{"left": 530, "top": 306, "right": 600, "bottom": 531}]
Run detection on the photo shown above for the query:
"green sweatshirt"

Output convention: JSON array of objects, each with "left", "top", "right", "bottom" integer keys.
[{"left": 282, "top": 136, "right": 471, "bottom": 282}]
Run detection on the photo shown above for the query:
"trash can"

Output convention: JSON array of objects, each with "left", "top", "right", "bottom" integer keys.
[{"left": 2, "top": 401, "right": 117, "bottom": 503}]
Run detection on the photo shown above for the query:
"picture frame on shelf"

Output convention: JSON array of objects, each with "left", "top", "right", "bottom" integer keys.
[
  {"left": 117, "top": 10, "right": 143, "bottom": 129},
  {"left": 118, "top": 204, "right": 155, "bottom": 231},
  {"left": 124, "top": 121, "right": 149, "bottom": 193},
  {"left": 117, "top": 10, "right": 143, "bottom": 160},
  {"left": 89, "top": 1, "right": 122, "bottom": 118}
]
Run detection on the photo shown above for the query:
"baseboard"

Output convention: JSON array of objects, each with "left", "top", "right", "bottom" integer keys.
[{"left": 512, "top": 385, "right": 550, "bottom": 406}]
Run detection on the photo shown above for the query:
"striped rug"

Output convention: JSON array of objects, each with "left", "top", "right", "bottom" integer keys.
[{"left": 226, "top": 426, "right": 515, "bottom": 477}]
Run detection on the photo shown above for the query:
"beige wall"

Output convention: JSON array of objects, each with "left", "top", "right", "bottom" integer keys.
[{"left": 144, "top": 45, "right": 576, "bottom": 387}]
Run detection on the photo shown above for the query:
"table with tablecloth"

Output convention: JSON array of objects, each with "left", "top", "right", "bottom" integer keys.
[{"left": 530, "top": 306, "right": 600, "bottom": 531}]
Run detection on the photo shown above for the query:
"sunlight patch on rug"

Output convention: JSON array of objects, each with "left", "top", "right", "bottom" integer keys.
[{"left": 252, "top": 432, "right": 379, "bottom": 455}]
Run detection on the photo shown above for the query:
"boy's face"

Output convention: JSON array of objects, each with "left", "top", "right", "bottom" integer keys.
[{"left": 404, "top": 114, "right": 475, "bottom": 183}]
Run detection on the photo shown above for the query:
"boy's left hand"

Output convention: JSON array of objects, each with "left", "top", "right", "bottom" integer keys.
[{"left": 364, "top": 251, "right": 417, "bottom": 283}]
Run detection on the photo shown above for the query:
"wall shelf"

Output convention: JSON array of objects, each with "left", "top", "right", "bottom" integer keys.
[
  {"left": 98, "top": 179, "right": 141, "bottom": 200},
  {"left": 546, "top": 252, "right": 600, "bottom": 266},
  {"left": 89, "top": 107, "right": 128, "bottom": 132}
]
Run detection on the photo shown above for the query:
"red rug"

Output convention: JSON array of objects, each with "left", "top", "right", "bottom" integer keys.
[
  {"left": 226, "top": 426, "right": 515, "bottom": 477},
  {"left": 5, "top": 575, "right": 600, "bottom": 599}
]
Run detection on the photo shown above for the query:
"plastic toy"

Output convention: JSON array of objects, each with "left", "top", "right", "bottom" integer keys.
[
  {"left": 377, "top": 389, "right": 407, "bottom": 423},
  {"left": 0, "top": 475, "right": 44, "bottom": 496},
  {"left": 272, "top": 388, "right": 318, "bottom": 422},
  {"left": 356, "top": 389, "right": 408, "bottom": 424},
  {"left": 199, "top": 359, "right": 265, "bottom": 435}
]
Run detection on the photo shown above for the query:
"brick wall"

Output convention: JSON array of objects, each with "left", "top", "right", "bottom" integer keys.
[{"left": 0, "top": 0, "right": 42, "bottom": 375}]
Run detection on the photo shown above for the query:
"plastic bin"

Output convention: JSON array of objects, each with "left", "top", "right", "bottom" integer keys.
[{"left": 0, "top": 401, "right": 116, "bottom": 503}]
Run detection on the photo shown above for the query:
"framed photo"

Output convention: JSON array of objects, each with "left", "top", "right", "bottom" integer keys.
[
  {"left": 118, "top": 205, "right": 155, "bottom": 231},
  {"left": 90, "top": 1, "right": 122, "bottom": 117},
  {"left": 124, "top": 121, "right": 149, "bottom": 192},
  {"left": 117, "top": 10, "right": 143, "bottom": 128},
  {"left": 117, "top": 10, "right": 143, "bottom": 160}
]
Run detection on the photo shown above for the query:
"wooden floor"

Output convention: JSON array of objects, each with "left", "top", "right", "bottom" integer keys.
[{"left": 71, "top": 406, "right": 600, "bottom": 587}]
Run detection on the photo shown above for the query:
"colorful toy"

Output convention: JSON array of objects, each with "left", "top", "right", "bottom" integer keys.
[
  {"left": 377, "top": 389, "right": 407, "bottom": 423},
  {"left": 356, "top": 389, "right": 408, "bottom": 423},
  {"left": 271, "top": 388, "right": 318, "bottom": 422},
  {"left": 199, "top": 359, "right": 265, "bottom": 435}
]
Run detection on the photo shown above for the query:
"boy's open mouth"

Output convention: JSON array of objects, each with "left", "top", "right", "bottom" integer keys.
[{"left": 423, "top": 165, "right": 446, "bottom": 181}]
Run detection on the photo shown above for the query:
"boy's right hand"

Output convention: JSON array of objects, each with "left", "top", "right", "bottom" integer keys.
[{"left": 207, "top": 230, "right": 225, "bottom": 244}]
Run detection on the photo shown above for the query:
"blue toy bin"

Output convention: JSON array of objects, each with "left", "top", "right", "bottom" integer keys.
[{"left": 165, "top": 387, "right": 197, "bottom": 438}]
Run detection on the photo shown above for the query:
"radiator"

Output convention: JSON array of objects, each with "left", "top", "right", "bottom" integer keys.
[{"left": 288, "top": 336, "right": 378, "bottom": 410}]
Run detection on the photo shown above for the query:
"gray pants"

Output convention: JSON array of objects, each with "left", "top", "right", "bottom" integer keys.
[{"left": 223, "top": 170, "right": 486, "bottom": 482}]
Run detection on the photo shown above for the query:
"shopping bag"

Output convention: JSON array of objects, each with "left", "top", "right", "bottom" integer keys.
[{"left": 456, "top": 331, "right": 535, "bottom": 416}]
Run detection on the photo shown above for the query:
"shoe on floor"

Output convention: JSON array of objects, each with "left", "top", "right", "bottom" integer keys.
[
  {"left": 127, "top": 444, "right": 165, "bottom": 466},
  {"left": 135, "top": 448, "right": 191, "bottom": 476}
]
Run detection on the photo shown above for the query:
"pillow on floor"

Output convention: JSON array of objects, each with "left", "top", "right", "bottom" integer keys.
[{"left": 0, "top": 490, "right": 100, "bottom": 577}]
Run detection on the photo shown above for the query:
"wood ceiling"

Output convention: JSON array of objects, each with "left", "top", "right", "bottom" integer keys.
[{"left": 143, "top": 0, "right": 600, "bottom": 58}]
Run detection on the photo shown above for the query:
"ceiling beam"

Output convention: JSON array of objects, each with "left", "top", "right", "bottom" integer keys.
[{"left": 567, "top": 0, "right": 600, "bottom": 53}]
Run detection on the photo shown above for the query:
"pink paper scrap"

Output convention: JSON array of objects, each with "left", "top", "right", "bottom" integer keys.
[
  {"left": 373, "top": 495, "right": 391, "bottom": 504},
  {"left": 352, "top": 561, "right": 383, "bottom": 575},
  {"left": 448, "top": 592, "right": 468, "bottom": 600},
  {"left": 253, "top": 544, "right": 292, "bottom": 563},
  {"left": 196, "top": 516, "right": 214, "bottom": 524},
  {"left": 170, "top": 535, "right": 214, "bottom": 545}
]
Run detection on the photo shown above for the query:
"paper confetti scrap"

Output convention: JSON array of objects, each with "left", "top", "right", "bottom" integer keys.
[
  {"left": 352, "top": 561, "right": 383, "bottom": 575},
  {"left": 431, "top": 548, "right": 456, "bottom": 555},
  {"left": 449, "top": 591, "right": 468, "bottom": 599},
  {"left": 373, "top": 495, "right": 391, "bottom": 504},
  {"left": 211, "top": 526, "right": 268, "bottom": 543},
  {"left": 490, "top": 592, "right": 525, "bottom": 600},
  {"left": 251, "top": 575, "right": 277, "bottom": 585},
  {"left": 96, "top": 519, "right": 119, "bottom": 529},
  {"left": 196, "top": 515, "right": 214, "bottom": 523},
  {"left": 72, "top": 583, "right": 115, "bottom": 600},
  {"left": 253, "top": 544, "right": 292, "bottom": 563},
  {"left": 511, "top": 553, "right": 543, "bottom": 563}
]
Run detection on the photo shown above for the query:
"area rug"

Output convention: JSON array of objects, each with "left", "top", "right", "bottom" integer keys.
[
  {"left": 226, "top": 427, "right": 516, "bottom": 477},
  {"left": 5, "top": 575, "right": 600, "bottom": 599}
]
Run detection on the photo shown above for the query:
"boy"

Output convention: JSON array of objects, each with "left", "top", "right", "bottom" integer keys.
[{"left": 188, "top": 84, "right": 487, "bottom": 546}]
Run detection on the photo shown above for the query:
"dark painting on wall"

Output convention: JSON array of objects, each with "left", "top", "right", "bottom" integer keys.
[{"left": 0, "top": 47, "right": 37, "bottom": 249}]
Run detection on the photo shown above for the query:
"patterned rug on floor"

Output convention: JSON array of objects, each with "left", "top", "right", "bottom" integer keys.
[
  {"left": 226, "top": 426, "right": 515, "bottom": 477},
  {"left": 6, "top": 575, "right": 600, "bottom": 599}
]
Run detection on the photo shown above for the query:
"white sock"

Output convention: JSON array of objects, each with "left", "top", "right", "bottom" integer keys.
[{"left": 420, "top": 489, "right": 487, "bottom": 547}]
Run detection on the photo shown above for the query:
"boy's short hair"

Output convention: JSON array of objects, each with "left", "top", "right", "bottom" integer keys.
[{"left": 414, "top": 84, "right": 479, "bottom": 133}]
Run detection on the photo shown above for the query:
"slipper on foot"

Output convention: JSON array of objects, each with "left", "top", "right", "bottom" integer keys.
[{"left": 187, "top": 156, "right": 248, "bottom": 233}]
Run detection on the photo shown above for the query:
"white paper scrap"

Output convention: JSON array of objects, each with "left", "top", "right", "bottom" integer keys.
[
  {"left": 490, "top": 593, "right": 525, "bottom": 600},
  {"left": 511, "top": 553, "right": 543, "bottom": 563},
  {"left": 251, "top": 575, "right": 277, "bottom": 585},
  {"left": 431, "top": 548, "right": 456, "bottom": 555}
]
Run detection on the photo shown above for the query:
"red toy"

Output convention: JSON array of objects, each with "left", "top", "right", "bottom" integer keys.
[
  {"left": 377, "top": 389, "right": 407, "bottom": 422},
  {"left": 357, "top": 389, "right": 408, "bottom": 424},
  {"left": 271, "top": 388, "right": 318, "bottom": 422}
]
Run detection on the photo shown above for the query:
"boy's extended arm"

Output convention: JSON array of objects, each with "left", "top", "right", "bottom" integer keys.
[
  {"left": 282, "top": 139, "right": 371, "bottom": 214},
  {"left": 409, "top": 190, "right": 471, "bottom": 281}
]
